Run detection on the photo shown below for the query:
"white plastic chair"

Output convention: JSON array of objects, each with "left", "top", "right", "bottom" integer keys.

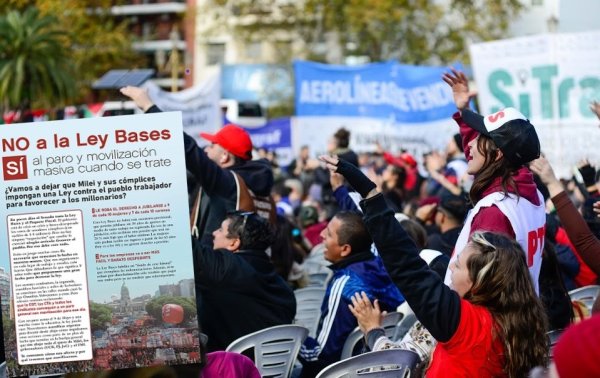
[
  {"left": 340, "top": 311, "right": 403, "bottom": 360},
  {"left": 547, "top": 329, "right": 563, "bottom": 358},
  {"left": 307, "top": 271, "right": 333, "bottom": 288},
  {"left": 392, "top": 302, "right": 417, "bottom": 341},
  {"left": 226, "top": 324, "right": 309, "bottom": 378},
  {"left": 568, "top": 285, "right": 600, "bottom": 312},
  {"left": 315, "top": 349, "right": 419, "bottom": 378},
  {"left": 304, "top": 244, "right": 329, "bottom": 275},
  {"left": 294, "top": 287, "right": 326, "bottom": 337}
]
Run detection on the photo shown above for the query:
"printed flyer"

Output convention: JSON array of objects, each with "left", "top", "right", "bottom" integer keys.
[{"left": 0, "top": 112, "right": 199, "bottom": 377}]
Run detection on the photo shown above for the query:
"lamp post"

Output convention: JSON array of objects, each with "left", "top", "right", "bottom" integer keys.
[{"left": 170, "top": 28, "right": 180, "bottom": 92}]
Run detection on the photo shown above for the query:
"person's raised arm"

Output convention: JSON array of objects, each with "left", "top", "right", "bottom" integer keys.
[
  {"left": 530, "top": 157, "right": 600, "bottom": 275},
  {"left": 442, "top": 68, "right": 475, "bottom": 112},
  {"left": 120, "top": 86, "right": 158, "bottom": 113},
  {"left": 442, "top": 69, "right": 477, "bottom": 158},
  {"left": 121, "top": 86, "right": 236, "bottom": 197},
  {"left": 425, "top": 152, "right": 462, "bottom": 196},
  {"left": 320, "top": 155, "right": 461, "bottom": 342}
]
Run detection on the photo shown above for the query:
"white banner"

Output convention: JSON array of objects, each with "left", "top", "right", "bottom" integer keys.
[
  {"left": 292, "top": 116, "right": 456, "bottom": 161},
  {"left": 144, "top": 74, "right": 221, "bottom": 145},
  {"left": 470, "top": 30, "right": 600, "bottom": 177}
]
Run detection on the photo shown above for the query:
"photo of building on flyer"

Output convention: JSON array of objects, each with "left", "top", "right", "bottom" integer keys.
[{"left": 3, "top": 278, "right": 199, "bottom": 377}]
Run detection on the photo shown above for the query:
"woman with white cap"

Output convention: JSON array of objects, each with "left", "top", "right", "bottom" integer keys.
[{"left": 441, "top": 69, "right": 546, "bottom": 292}]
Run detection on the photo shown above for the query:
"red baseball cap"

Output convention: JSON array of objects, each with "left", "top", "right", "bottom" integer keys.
[{"left": 200, "top": 124, "right": 253, "bottom": 160}]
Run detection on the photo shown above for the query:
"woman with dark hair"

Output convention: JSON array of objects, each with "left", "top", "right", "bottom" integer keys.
[
  {"left": 441, "top": 69, "right": 546, "bottom": 292},
  {"left": 270, "top": 214, "right": 309, "bottom": 288},
  {"left": 327, "top": 127, "right": 359, "bottom": 167},
  {"left": 321, "top": 155, "right": 548, "bottom": 377},
  {"left": 381, "top": 164, "right": 406, "bottom": 212}
]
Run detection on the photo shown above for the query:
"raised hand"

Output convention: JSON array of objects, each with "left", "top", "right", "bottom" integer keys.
[
  {"left": 529, "top": 157, "right": 563, "bottom": 198},
  {"left": 590, "top": 100, "right": 600, "bottom": 122},
  {"left": 319, "top": 155, "right": 377, "bottom": 198},
  {"left": 348, "top": 291, "right": 386, "bottom": 334},
  {"left": 442, "top": 68, "right": 476, "bottom": 111},
  {"left": 577, "top": 159, "right": 597, "bottom": 188},
  {"left": 120, "top": 86, "right": 154, "bottom": 112},
  {"left": 425, "top": 151, "right": 446, "bottom": 174}
]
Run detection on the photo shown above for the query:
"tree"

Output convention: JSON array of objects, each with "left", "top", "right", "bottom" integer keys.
[
  {"left": 89, "top": 302, "right": 113, "bottom": 332},
  {"left": 0, "top": 7, "right": 75, "bottom": 116},
  {"left": 202, "top": 0, "right": 525, "bottom": 65},
  {"left": 145, "top": 296, "right": 197, "bottom": 323},
  {"left": 0, "top": 1, "right": 143, "bottom": 108},
  {"left": 198, "top": 0, "right": 524, "bottom": 117}
]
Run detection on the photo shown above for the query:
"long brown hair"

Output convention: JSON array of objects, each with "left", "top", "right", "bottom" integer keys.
[
  {"left": 464, "top": 232, "right": 549, "bottom": 377},
  {"left": 469, "top": 135, "right": 520, "bottom": 204}
]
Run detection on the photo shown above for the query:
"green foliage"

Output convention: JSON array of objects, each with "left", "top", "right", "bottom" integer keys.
[
  {"left": 0, "top": 1, "right": 143, "bottom": 109},
  {"left": 206, "top": 0, "right": 526, "bottom": 65},
  {"left": 303, "top": 0, "right": 526, "bottom": 64},
  {"left": 199, "top": 0, "right": 525, "bottom": 117},
  {"left": 2, "top": 314, "right": 14, "bottom": 340},
  {"left": 0, "top": 7, "right": 75, "bottom": 111},
  {"left": 145, "top": 296, "right": 197, "bottom": 323},
  {"left": 89, "top": 301, "right": 113, "bottom": 332}
]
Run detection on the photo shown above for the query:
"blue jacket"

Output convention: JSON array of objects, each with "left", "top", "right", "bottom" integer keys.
[{"left": 298, "top": 251, "right": 403, "bottom": 377}]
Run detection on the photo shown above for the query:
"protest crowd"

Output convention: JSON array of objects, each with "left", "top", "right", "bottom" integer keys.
[
  {"left": 96, "top": 68, "right": 600, "bottom": 378},
  {"left": 4, "top": 67, "right": 600, "bottom": 378}
]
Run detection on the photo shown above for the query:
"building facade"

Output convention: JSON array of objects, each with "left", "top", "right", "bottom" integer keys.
[{"left": 111, "top": 0, "right": 196, "bottom": 89}]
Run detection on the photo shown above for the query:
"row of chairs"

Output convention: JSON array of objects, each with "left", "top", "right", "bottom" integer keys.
[
  {"left": 226, "top": 324, "right": 419, "bottom": 378},
  {"left": 294, "top": 287, "right": 417, "bottom": 345},
  {"left": 228, "top": 288, "right": 419, "bottom": 378}
]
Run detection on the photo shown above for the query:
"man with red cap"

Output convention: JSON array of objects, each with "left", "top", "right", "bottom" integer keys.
[{"left": 120, "top": 86, "right": 274, "bottom": 246}]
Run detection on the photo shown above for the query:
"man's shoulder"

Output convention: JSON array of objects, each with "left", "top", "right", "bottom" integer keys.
[{"left": 330, "top": 260, "right": 377, "bottom": 294}]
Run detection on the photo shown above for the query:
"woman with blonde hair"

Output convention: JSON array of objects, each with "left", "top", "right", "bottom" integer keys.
[{"left": 321, "top": 155, "right": 548, "bottom": 377}]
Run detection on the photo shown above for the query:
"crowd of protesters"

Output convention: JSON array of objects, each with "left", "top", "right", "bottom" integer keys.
[
  {"left": 120, "top": 70, "right": 600, "bottom": 377},
  {"left": 4, "top": 68, "right": 600, "bottom": 377}
]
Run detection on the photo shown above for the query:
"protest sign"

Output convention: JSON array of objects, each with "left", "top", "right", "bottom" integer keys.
[
  {"left": 144, "top": 74, "right": 221, "bottom": 145},
  {"left": 293, "top": 60, "right": 460, "bottom": 157},
  {"left": 470, "top": 30, "right": 600, "bottom": 177},
  {"left": 0, "top": 112, "right": 198, "bottom": 376}
]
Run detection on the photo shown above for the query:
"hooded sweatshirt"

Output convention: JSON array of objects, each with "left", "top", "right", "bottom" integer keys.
[
  {"left": 146, "top": 105, "right": 275, "bottom": 244},
  {"left": 454, "top": 112, "right": 541, "bottom": 238},
  {"left": 183, "top": 132, "right": 274, "bottom": 245}
]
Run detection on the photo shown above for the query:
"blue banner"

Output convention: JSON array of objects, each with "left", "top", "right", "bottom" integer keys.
[
  {"left": 245, "top": 117, "right": 291, "bottom": 150},
  {"left": 294, "top": 60, "right": 459, "bottom": 123}
]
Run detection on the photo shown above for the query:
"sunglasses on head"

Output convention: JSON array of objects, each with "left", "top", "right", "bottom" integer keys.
[{"left": 228, "top": 211, "right": 255, "bottom": 235}]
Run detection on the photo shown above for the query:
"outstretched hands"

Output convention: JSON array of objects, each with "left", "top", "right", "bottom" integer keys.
[
  {"left": 120, "top": 86, "right": 154, "bottom": 112},
  {"left": 319, "top": 155, "right": 378, "bottom": 198},
  {"left": 529, "top": 157, "right": 564, "bottom": 198},
  {"left": 320, "top": 154, "right": 340, "bottom": 172},
  {"left": 349, "top": 292, "right": 386, "bottom": 334},
  {"left": 442, "top": 68, "right": 476, "bottom": 111}
]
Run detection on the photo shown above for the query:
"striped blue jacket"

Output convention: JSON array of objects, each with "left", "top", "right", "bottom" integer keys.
[{"left": 298, "top": 251, "right": 404, "bottom": 375}]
